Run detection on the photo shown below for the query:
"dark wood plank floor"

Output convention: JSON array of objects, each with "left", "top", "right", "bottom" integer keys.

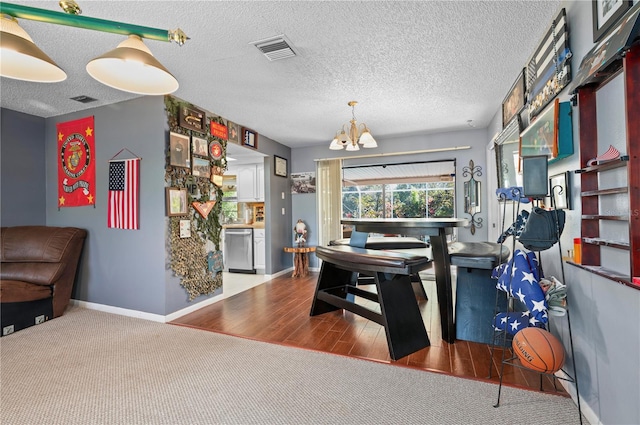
[{"left": 171, "top": 270, "right": 568, "bottom": 397}]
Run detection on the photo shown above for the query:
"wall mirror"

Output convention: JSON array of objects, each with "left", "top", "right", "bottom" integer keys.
[
  {"left": 462, "top": 159, "right": 482, "bottom": 234},
  {"left": 494, "top": 117, "right": 522, "bottom": 189}
]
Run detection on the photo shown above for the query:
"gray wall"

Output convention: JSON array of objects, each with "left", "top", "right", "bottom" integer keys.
[
  {"left": 1, "top": 108, "right": 46, "bottom": 226},
  {"left": 40, "top": 96, "right": 195, "bottom": 316},
  {"left": 483, "top": 1, "right": 640, "bottom": 424},
  {"left": 252, "top": 134, "right": 293, "bottom": 274}
]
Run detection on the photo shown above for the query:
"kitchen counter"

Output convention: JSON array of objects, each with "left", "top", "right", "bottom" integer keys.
[{"left": 223, "top": 223, "right": 264, "bottom": 229}]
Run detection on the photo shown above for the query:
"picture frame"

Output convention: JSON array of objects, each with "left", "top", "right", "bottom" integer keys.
[
  {"left": 227, "top": 121, "right": 240, "bottom": 145},
  {"left": 520, "top": 99, "right": 559, "bottom": 159},
  {"left": 291, "top": 172, "right": 316, "bottom": 194},
  {"left": 241, "top": 127, "right": 258, "bottom": 149},
  {"left": 192, "top": 157, "right": 211, "bottom": 179},
  {"left": 494, "top": 117, "right": 522, "bottom": 189},
  {"left": 191, "top": 135, "right": 208, "bottom": 157},
  {"left": 527, "top": 8, "right": 571, "bottom": 119},
  {"left": 179, "top": 105, "right": 206, "bottom": 132},
  {"left": 522, "top": 155, "right": 549, "bottom": 198},
  {"left": 209, "top": 117, "right": 228, "bottom": 140},
  {"left": 592, "top": 0, "right": 632, "bottom": 43},
  {"left": 549, "top": 171, "right": 572, "bottom": 210},
  {"left": 502, "top": 69, "right": 526, "bottom": 129},
  {"left": 169, "top": 132, "right": 191, "bottom": 168},
  {"left": 274, "top": 155, "right": 288, "bottom": 177},
  {"left": 166, "top": 187, "right": 188, "bottom": 216}
]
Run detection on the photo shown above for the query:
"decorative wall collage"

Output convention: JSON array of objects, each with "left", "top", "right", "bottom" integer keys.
[{"left": 164, "top": 96, "right": 244, "bottom": 300}]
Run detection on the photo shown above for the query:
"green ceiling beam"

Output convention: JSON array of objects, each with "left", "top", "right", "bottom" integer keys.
[{"left": 0, "top": 2, "right": 176, "bottom": 43}]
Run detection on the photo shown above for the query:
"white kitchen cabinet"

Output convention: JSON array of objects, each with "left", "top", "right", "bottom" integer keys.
[
  {"left": 235, "top": 164, "right": 264, "bottom": 202},
  {"left": 253, "top": 228, "right": 265, "bottom": 270}
]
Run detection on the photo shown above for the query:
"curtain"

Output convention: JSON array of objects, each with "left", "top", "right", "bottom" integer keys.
[{"left": 316, "top": 159, "right": 343, "bottom": 246}]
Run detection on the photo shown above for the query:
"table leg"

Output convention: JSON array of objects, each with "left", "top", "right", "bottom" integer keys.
[{"left": 429, "top": 229, "right": 456, "bottom": 344}]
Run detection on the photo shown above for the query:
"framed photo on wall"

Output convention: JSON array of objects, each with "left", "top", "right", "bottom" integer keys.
[
  {"left": 274, "top": 155, "right": 288, "bottom": 177},
  {"left": 242, "top": 127, "right": 258, "bottom": 149},
  {"left": 191, "top": 135, "right": 208, "bottom": 157},
  {"left": 502, "top": 69, "right": 526, "bottom": 128},
  {"left": 549, "top": 171, "right": 572, "bottom": 210},
  {"left": 169, "top": 132, "right": 191, "bottom": 168},
  {"left": 192, "top": 157, "right": 211, "bottom": 178},
  {"left": 179, "top": 105, "right": 206, "bottom": 133},
  {"left": 592, "top": 0, "right": 632, "bottom": 42},
  {"left": 166, "top": 187, "right": 188, "bottom": 216},
  {"left": 520, "top": 99, "right": 559, "bottom": 159}
]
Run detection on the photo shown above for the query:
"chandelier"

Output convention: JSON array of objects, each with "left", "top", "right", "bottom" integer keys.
[{"left": 329, "top": 101, "right": 377, "bottom": 151}]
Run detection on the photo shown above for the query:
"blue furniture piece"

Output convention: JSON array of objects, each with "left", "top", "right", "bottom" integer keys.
[{"left": 449, "top": 242, "right": 510, "bottom": 345}]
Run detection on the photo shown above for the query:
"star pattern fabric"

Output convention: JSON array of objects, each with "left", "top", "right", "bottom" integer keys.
[
  {"left": 492, "top": 249, "right": 548, "bottom": 326},
  {"left": 493, "top": 311, "right": 546, "bottom": 334},
  {"left": 497, "top": 209, "right": 530, "bottom": 244}
]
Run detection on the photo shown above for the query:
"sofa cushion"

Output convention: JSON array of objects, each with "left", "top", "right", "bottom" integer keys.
[
  {"left": 0, "top": 226, "right": 82, "bottom": 263},
  {"left": 0, "top": 263, "right": 64, "bottom": 286},
  {"left": 0, "top": 280, "right": 53, "bottom": 302}
]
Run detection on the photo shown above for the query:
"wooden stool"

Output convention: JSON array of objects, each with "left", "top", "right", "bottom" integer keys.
[{"left": 283, "top": 246, "right": 316, "bottom": 277}]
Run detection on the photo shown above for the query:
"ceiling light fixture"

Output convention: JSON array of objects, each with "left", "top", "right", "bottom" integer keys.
[
  {"left": 0, "top": 2, "right": 188, "bottom": 95},
  {"left": 329, "top": 101, "right": 378, "bottom": 151}
]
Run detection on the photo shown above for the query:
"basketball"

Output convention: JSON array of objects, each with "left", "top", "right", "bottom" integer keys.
[{"left": 512, "top": 327, "right": 565, "bottom": 374}]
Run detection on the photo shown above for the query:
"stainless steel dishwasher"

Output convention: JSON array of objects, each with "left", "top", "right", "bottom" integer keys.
[{"left": 224, "top": 228, "right": 255, "bottom": 273}]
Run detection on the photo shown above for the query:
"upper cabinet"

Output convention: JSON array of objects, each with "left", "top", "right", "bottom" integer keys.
[{"left": 234, "top": 163, "right": 264, "bottom": 202}]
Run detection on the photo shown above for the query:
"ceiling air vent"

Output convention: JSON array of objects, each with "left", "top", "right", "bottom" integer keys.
[
  {"left": 70, "top": 95, "right": 98, "bottom": 104},
  {"left": 250, "top": 35, "right": 297, "bottom": 61}
]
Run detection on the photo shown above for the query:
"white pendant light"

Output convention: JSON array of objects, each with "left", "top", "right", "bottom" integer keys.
[
  {"left": 0, "top": 15, "right": 67, "bottom": 82},
  {"left": 86, "top": 35, "right": 178, "bottom": 95}
]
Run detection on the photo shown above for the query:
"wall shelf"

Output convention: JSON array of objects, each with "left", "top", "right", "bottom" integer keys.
[
  {"left": 582, "top": 237, "right": 630, "bottom": 250},
  {"left": 581, "top": 187, "right": 628, "bottom": 197},
  {"left": 573, "top": 43, "right": 639, "bottom": 287}
]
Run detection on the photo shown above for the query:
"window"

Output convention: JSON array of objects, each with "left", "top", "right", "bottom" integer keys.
[{"left": 342, "top": 161, "right": 455, "bottom": 219}]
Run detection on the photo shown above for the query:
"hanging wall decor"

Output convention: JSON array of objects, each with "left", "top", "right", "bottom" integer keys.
[
  {"left": 57, "top": 116, "right": 96, "bottom": 208},
  {"left": 527, "top": 8, "right": 572, "bottom": 119},
  {"left": 179, "top": 105, "right": 206, "bottom": 132},
  {"left": 164, "top": 95, "right": 225, "bottom": 300}
]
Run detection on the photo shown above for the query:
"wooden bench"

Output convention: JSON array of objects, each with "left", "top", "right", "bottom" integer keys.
[
  {"left": 329, "top": 236, "right": 431, "bottom": 299},
  {"left": 310, "top": 245, "right": 433, "bottom": 360}
]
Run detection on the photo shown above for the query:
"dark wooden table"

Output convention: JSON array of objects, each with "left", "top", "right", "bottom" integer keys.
[{"left": 341, "top": 218, "right": 468, "bottom": 343}]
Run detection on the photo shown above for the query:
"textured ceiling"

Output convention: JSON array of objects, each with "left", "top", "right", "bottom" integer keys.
[{"left": 0, "top": 1, "right": 562, "bottom": 149}]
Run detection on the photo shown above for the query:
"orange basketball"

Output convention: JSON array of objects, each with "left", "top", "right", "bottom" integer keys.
[{"left": 512, "top": 327, "right": 565, "bottom": 374}]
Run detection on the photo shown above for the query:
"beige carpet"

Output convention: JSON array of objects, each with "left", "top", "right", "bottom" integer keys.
[{"left": 1, "top": 306, "right": 586, "bottom": 424}]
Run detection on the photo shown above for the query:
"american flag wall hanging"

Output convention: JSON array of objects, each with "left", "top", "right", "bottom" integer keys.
[{"left": 108, "top": 157, "right": 140, "bottom": 230}]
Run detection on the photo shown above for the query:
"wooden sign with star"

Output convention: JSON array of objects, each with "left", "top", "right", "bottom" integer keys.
[
  {"left": 56, "top": 116, "right": 96, "bottom": 208},
  {"left": 192, "top": 201, "right": 216, "bottom": 219}
]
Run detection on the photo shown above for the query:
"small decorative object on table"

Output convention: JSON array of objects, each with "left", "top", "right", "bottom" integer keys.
[{"left": 294, "top": 219, "right": 307, "bottom": 246}]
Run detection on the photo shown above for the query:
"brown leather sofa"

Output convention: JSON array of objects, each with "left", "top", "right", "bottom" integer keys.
[{"left": 0, "top": 226, "right": 87, "bottom": 336}]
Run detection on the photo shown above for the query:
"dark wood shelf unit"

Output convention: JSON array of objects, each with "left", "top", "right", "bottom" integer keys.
[
  {"left": 581, "top": 187, "right": 628, "bottom": 197},
  {"left": 581, "top": 215, "right": 629, "bottom": 221},
  {"left": 575, "top": 156, "right": 629, "bottom": 174},
  {"left": 574, "top": 43, "right": 640, "bottom": 286},
  {"left": 582, "top": 237, "right": 630, "bottom": 250}
]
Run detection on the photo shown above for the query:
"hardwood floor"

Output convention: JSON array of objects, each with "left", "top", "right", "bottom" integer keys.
[{"left": 171, "top": 270, "right": 568, "bottom": 397}]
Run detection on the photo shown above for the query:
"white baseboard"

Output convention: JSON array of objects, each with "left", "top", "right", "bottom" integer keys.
[{"left": 554, "top": 369, "right": 601, "bottom": 425}]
